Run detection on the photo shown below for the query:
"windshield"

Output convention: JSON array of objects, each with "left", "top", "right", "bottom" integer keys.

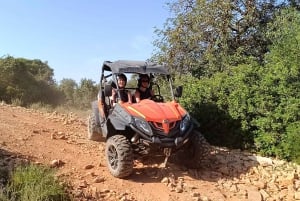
[{"left": 103, "top": 71, "right": 175, "bottom": 101}]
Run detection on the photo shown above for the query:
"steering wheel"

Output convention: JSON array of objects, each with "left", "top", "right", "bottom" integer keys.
[{"left": 151, "top": 95, "right": 164, "bottom": 102}]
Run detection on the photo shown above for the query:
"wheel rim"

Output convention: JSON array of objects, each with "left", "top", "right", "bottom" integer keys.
[{"left": 107, "top": 145, "right": 118, "bottom": 170}]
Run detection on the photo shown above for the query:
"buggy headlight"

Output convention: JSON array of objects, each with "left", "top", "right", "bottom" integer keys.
[
  {"left": 180, "top": 114, "right": 191, "bottom": 133},
  {"left": 133, "top": 117, "right": 152, "bottom": 135}
]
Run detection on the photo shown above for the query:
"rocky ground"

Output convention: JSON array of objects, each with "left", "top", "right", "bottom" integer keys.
[{"left": 0, "top": 103, "right": 300, "bottom": 201}]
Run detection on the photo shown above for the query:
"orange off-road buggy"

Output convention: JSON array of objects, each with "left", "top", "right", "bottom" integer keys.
[{"left": 88, "top": 60, "right": 210, "bottom": 178}]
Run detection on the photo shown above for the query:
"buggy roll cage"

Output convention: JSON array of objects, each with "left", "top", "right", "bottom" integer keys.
[{"left": 99, "top": 60, "right": 176, "bottom": 100}]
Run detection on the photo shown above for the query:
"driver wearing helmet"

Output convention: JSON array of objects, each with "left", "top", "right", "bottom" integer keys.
[
  {"left": 111, "top": 74, "right": 132, "bottom": 105},
  {"left": 134, "top": 74, "right": 154, "bottom": 103}
]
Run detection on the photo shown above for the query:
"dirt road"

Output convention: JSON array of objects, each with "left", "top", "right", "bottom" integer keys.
[{"left": 0, "top": 103, "right": 299, "bottom": 201}]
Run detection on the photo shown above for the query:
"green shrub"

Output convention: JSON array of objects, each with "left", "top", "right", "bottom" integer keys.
[
  {"left": 2, "top": 164, "right": 70, "bottom": 201},
  {"left": 279, "top": 121, "right": 300, "bottom": 164},
  {"left": 11, "top": 98, "right": 23, "bottom": 106},
  {"left": 176, "top": 8, "right": 300, "bottom": 160},
  {"left": 176, "top": 73, "right": 252, "bottom": 149},
  {"left": 29, "top": 102, "right": 54, "bottom": 112}
]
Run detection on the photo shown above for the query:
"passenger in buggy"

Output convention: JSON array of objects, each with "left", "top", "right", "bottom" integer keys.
[{"left": 134, "top": 74, "right": 154, "bottom": 103}]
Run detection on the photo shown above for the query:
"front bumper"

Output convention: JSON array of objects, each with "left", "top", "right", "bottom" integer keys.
[{"left": 130, "top": 123, "right": 194, "bottom": 148}]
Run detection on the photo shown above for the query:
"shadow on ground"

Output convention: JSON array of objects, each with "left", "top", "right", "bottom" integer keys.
[{"left": 127, "top": 146, "right": 260, "bottom": 184}]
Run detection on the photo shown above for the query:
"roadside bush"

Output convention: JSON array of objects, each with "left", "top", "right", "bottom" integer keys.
[
  {"left": 176, "top": 72, "right": 253, "bottom": 149},
  {"left": 1, "top": 164, "right": 70, "bottom": 201},
  {"left": 11, "top": 98, "right": 23, "bottom": 106},
  {"left": 252, "top": 8, "right": 300, "bottom": 158},
  {"left": 176, "top": 8, "right": 300, "bottom": 164},
  {"left": 29, "top": 102, "right": 54, "bottom": 112},
  {"left": 178, "top": 52, "right": 299, "bottom": 159},
  {"left": 279, "top": 121, "right": 300, "bottom": 163}
]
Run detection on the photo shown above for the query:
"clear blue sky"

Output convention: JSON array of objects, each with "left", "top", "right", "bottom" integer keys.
[{"left": 0, "top": 0, "right": 171, "bottom": 83}]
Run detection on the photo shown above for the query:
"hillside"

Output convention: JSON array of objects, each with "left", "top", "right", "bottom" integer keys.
[{"left": 0, "top": 103, "right": 299, "bottom": 201}]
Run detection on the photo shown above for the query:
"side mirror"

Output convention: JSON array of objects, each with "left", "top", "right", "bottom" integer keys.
[{"left": 174, "top": 86, "right": 183, "bottom": 97}]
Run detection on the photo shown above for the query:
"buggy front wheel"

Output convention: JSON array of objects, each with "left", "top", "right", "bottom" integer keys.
[
  {"left": 105, "top": 135, "right": 133, "bottom": 178},
  {"left": 175, "top": 130, "right": 210, "bottom": 169}
]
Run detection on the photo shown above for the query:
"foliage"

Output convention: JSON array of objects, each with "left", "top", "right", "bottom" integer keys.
[
  {"left": 176, "top": 63, "right": 258, "bottom": 149},
  {"left": 58, "top": 78, "right": 78, "bottom": 106},
  {"left": 0, "top": 56, "right": 98, "bottom": 110},
  {"left": 280, "top": 121, "right": 300, "bottom": 163},
  {"left": 153, "top": 0, "right": 281, "bottom": 77},
  {"left": 29, "top": 102, "right": 54, "bottom": 113},
  {"left": 0, "top": 56, "right": 64, "bottom": 107},
  {"left": 0, "top": 164, "right": 70, "bottom": 201},
  {"left": 175, "top": 8, "right": 300, "bottom": 163},
  {"left": 73, "top": 78, "right": 98, "bottom": 109},
  {"left": 252, "top": 7, "right": 300, "bottom": 157}
]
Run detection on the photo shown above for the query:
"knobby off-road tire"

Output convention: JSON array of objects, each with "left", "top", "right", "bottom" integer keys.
[
  {"left": 105, "top": 135, "right": 134, "bottom": 178},
  {"left": 87, "top": 113, "right": 103, "bottom": 141},
  {"left": 176, "top": 130, "right": 210, "bottom": 169}
]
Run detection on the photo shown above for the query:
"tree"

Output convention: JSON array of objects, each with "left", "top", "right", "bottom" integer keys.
[
  {"left": 171, "top": 7, "right": 300, "bottom": 159},
  {"left": 73, "top": 79, "right": 98, "bottom": 109},
  {"left": 58, "top": 78, "right": 78, "bottom": 105},
  {"left": 0, "top": 56, "right": 62, "bottom": 106},
  {"left": 153, "top": 0, "right": 281, "bottom": 77},
  {"left": 25, "top": 59, "right": 55, "bottom": 84}
]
